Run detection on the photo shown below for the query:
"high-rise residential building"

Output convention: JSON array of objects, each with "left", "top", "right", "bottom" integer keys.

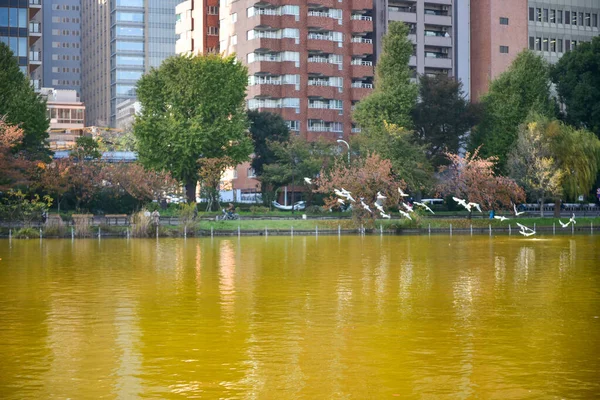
[
  {"left": 471, "top": 0, "right": 600, "bottom": 101},
  {"left": 373, "top": 0, "right": 469, "bottom": 94},
  {"left": 81, "top": 0, "right": 180, "bottom": 127},
  {"left": 218, "top": 1, "right": 375, "bottom": 141},
  {"left": 175, "top": 0, "right": 219, "bottom": 55},
  {"left": 43, "top": 0, "right": 81, "bottom": 94},
  {"left": 1, "top": 0, "right": 43, "bottom": 91}
]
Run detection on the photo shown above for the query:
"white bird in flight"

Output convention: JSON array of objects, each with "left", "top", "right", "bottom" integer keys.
[
  {"left": 559, "top": 219, "right": 570, "bottom": 228},
  {"left": 516, "top": 223, "right": 535, "bottom": 233},
  {"left": 376, "top": 191, "right": 387, "bottom": 201},
  {"left": 304, "top": 177, "right": 312, "bottom": 185},
  {"left": 519, "top": 229, "right": 536, "bottom": 237},
  {"left": 374, "top": 203, "right": 385, "bottom": 214},
  {"left": 513, "top": 203, "right": 525, "bottom": 216},
  {"left": 337, "top": 198, "right": 345, "bottom": 206},
  {"left": 380, "top": 211, "right": 391, "bottom": 219},
  {"left": 399, "top": 210, "right": 412, "bottom": 220},
  {"left": 401, "top": 202, "right": 414, "bottom": 213},
  {"left": 469, "top": 202, "right": 482, "bottom": 213},
  {"left": 494, "top": 215, "right": 509, "bottom": 222},
  {"left": 398, "top": 188, "right": 409, "bottom": 197},
  {"left": 360, "top": 199, "right": 372, "bottom": 213},
  {"left": 334, "top": 189, "right": 345, "bottom": 198},
  {"left": 413, "top": 201, "right": 435, "bottom": 214},
  {"left": 569, "top": 213, "right": 576, "bottom": 225},
  {"left": 453, "top": 196, "right": 471, "bottom": 212}
]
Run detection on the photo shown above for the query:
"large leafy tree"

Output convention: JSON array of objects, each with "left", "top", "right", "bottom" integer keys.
[
  {"left": 353, "top": 21, "right": 417, "bottom": 131},
  {"left": 437, "top": 147, "right": 526, "bottom": 213},
  {"left": 507, "top": 118, "right": 564, "bottom": 216},
  {"left": 413, "top": 74, "right": 481, "bottom": 168},
  {"left": 134, "top": 54, "right": 253, "bottom": 203},
  {"left": 469, "top": 50, "right": 555, "bottom": 171},
  {"left": 248, "top": 110, "right": 289, "bottom": 201},
  {"left": 551, "top": 37, "right": 600, "bottom": 138},
  {"left": 0, "top": 117, "right": 35, "bottom": 190},
  {"left": 0, "top": 43, "right": 49, "bottom": 157}
]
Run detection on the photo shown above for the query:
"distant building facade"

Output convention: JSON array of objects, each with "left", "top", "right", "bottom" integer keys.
[
  {"left": 471, "top": 0, "right": 599, "bottom": 101},
  {"left": 42, "top": 0, "right": 81, "bottom": 94},
  {"left": 41, "top": 87, "right": 85, "bottom": 150},
  {"left": 175, "top": 0, "right": 219, "bottom": 55},
  {"left": 81, "top": 0, "right": 180, "bottom": 127},
  {"left": 0, "top": 0, "right": 43, "bottom": 90}
]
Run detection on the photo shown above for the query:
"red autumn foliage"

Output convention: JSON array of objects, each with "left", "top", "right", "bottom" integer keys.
[
  {"left": 0, "top": 117, "right": 36, "bottom": 190},
  {"left": 437, "top": 147, "right": 526, "bottom": 211}
]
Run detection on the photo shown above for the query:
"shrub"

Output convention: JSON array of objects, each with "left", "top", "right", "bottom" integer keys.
[
  {"left": 131, "top": 209, "right": 152, "bottom": 237},
  {"left": 249, "top": 205, "right": 270, "bottom": 214},
  {"left": 14, "top": 227, "right": 39, "bottom": 239},
  {"left": 72, "top": 215, "right": 92, "bottom": 237},
  {"left": 44, "top": 225, "right": 66, "bottom": 237}
]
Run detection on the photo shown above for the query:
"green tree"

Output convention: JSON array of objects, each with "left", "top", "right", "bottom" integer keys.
[
  {"left": 508, "top": 118, "right": 565, "bottom": 216},
  {"left": 550, "top": 37, "right": 600, "bottom": 138},
  {"left": 134, "top": 54, "right": 252, "bottom": 203},
  {"left": 469, "top": 50, "right": 555, "bottom": 171},
  {"left": 71, "top": 136, "right": 101, "bottom": 160},
  {"left": 260, "top": 137, "right": 333, "bottom": 207},
  {"left": 413, "top": 74, "right": 481, "bottom": 168},
  {"left": 354, "top": 122, "right": 433, "bottom": 192},
  {"left": 0, "top": 43, "right": 49, "bottom": 157},
  {"left": 353, "top": 21, "right": 417, "bottom": 131},
  {"left": 248, "top": 110, "right": 289, "bottom": 203}
]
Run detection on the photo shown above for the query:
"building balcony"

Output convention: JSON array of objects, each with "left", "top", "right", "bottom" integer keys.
[
  {"left": 351, "top": 63, "right": 374, "bottom": 78},
  {"left": 247, "top": 84, "right": 299, "bottom": 99},
  {"left": 29, "top": 51, "right": 42, "bottom": 67},
  {"left": 307, "top": 84, "right": 341, "bottom": 98},
  {"left": 351, "top": 40, "right": 373, "bottom": 55},
  {"left": 424, "top": 56, "right": 452, "bottom": 69},
  {"left": 351, "top": 18, "right": 373, "bottom": 33},
  {"left": 307, "top": 0, "right": 337, "bottom": 8},
  {"left": 247, "top": 60, "right": 299, "bottom": 76},
  {"left": 352, "top": 0, "right": 373, "bottom": 11},
  {"left": 351, "top": 86, "right": 373, "bottom": 101},
  {"left": 389, "top": 10, "right": 417, "bottom": 23},
  {"left": 425, "top": 14, "right": 452, "bottom": 26},
  {"left": 307, "top": 61, "right": 341, "bottom": 75},
  {"left": 311, "top": 15, "right": 343, "bottom": 31},
  {"left": 249, "top": 37, "right": 298, "bottom": 52},
  {"left": 251, "top": 14, "right": 300, "bottom": 30},
  {"left": 424, "top": 35, "right": 452, "bottom": 47},
  {"left": 307, "top": 36, "right": 342, "bottom": 53},
  {"left": 29, "top": 0, "right": 42, "bottom": 16},
  {"left": 307, "top": 108, "right": 344, "bottom": 122}
]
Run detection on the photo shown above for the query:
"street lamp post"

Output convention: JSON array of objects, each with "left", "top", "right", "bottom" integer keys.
[{"left": 337, "top": 139, "right": 350, "bottom": 164}]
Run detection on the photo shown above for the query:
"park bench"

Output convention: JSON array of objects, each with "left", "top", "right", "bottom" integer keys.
[{"left": 104, "top": 214, "right": 129, "bottom": 226}]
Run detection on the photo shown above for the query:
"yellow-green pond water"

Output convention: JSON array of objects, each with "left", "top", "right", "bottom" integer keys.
[{"left": 0, "top": 235, "right": 599, "bottom": 399}]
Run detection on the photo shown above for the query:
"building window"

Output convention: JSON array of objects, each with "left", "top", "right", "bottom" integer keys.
[
  {"left": 529, "top": 36, "right": 535, "bottom": 50},
  {"left": 536, "top": 37, "right": 542, "bottom": 51},
  {"left": 585, "top": 13, "right": 591, "bottom": 27},
  {"left": 231, "top": 35, "right": 237, "bottom": 45},
  {"left": 208, "top": 26, "right": 218, "bottom": 36},
  {"left": 207, "top": 6, "right": 218, "bottom": 15},
  {"left": 499, "top": 17, "right": 509, "bottom": 25},
  {"left": 557, "top": 10, "right": 563, "bottom": 24},
  {"left": 247, "top": 168, "right": 256, "bottom": 178},
  {"left": 550, "top": 38, "right": 556, "bottom": 52},
  {"left": 286, "top": 120, "right": 300, "bottom": 131},
  {"left": 565, "top": 11, "right": 570, "bottom": 25},
  {"left": 550, "top": 9, "right": 555, "bottom": 23},
  {"left": 557, "top": 39, "right": 563, "bottom": 53},
  {"left": 529, "top": 7, "right": 534, "bottom": 21},
  {"left": 543, "top": 38, "right": 549, "bottom": 51},
  {"left": 543, "top": 9, "right": 548, "bottom": 22},
  {"left": 579, "top": 12, "right": 584, "bottom": 26},
  {"left": 593, "top": 14, "right": 598, "bottom": 27},
  {"left": 573, "top": 11, "right": 578, "bottom": 25},
  {"left": 536, "top": 8, "right": 542, "bottom": 22},
  {"left": 231, "top": 13, "right": 237, "bottom": 23},
  {"left": 565, "top": 39, "right": 571, "bottom": 51},
  {"left": 500, "top": 45, "right": 509, "bottom": 54}
]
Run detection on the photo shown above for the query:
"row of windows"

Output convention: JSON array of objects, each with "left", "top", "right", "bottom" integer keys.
[
  {"left": 528, "top": 7, "right": 598, "bottom": 28},
  {"left": 51, "top": 79, "right": 80, "bottom": 86},
  {"left": 52, "top": 54, "right": 81, "bottom": 61},
  {"left": 0, "top": 8, "right": 27, "bottom": 29},
  {"left": 52, "top": 4, "right": 80, "bottom": 11},
  {"left": 51, "top": 29, "right": 81, "bottom": 36},
  {"left": 0, "top": 36, "right": 26, "bottom": 57},
  {"left": 529, "top": 36, "right": 587, "bottom": 53},
  {"left": 248, "top": 98, "right": 352, "bottom": 110},
  {"left": 52, "top": 42, "right": 81, "bottom": 48},
  {"left": 52, "top": 17, "right": 81, "bottom": 24},
  {"left": 52, "top": 66, "right": 80, "bottom": 73}
]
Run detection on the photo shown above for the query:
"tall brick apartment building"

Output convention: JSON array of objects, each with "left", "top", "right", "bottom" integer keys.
[{"left": 176, "top": 0, "right": 220, "bottom": 54}]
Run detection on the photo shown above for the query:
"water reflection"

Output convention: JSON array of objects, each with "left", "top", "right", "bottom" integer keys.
[{"left": 0, "top": 236, "right": 598, "bottom": 399}]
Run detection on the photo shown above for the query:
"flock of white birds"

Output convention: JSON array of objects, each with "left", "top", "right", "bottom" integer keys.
[{"left": 305, "top": 177, "right": 578, "bottom": 237}]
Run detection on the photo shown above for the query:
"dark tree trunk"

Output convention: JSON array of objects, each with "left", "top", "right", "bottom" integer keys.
[
  {"left": 554, "top": 198, "right": 562, "bottom": 218},
  {"left": 185, "top": 179, "right": 196, "bottom": 204}
]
